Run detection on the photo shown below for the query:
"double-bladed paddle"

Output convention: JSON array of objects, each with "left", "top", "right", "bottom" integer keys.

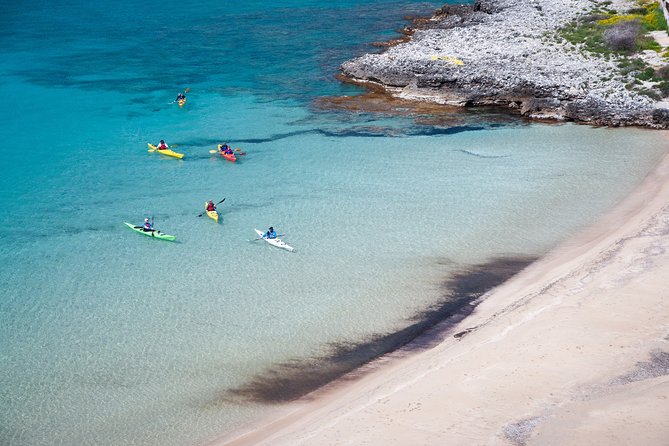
[{"left": 197, "top": 198, "right": 225, "bottom": 217}]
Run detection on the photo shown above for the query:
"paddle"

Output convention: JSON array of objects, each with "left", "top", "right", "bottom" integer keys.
[
  {"left": 170, "top": 88, "right": 190, "bottom": 103},
  {"left": 210, "top": 148, "right": 246, "bottom": 155},
  {"left": 148, "top": 216, "right": 156, "bottom": 236},
  {"left": 249, "top": 233, "right": 284, "bottom": 242},
  {"left": 197, "top": 198, "right": 225, "bottom": 217},
  {"left": 148, "top": 143, "right": 178, "bottom": 152}
]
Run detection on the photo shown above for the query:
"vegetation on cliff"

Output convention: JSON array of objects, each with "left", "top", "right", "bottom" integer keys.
[{"left": 560, "top": 0, "right": 669, "bottom": 98}]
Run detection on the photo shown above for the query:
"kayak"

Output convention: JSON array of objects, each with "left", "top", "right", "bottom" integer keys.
[
  {"left": 204, "top": 202, "right": 219, "bottom": 222},
  {"left": 178, "top": 97, "right": 186, "bottom": 107},
  {"left": 124, "top": 222, "right": 176, "bottom": 241},
  {"left": 148, "top": 143, "right": 184, "bottom": 159},
  {"left": 217, "top": 145, "right": 237, "bottom": 162},
  {"left": 254, "top": 228, "right": 294, "bottom": 252}
]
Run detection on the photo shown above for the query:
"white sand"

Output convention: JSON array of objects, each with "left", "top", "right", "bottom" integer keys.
[{"left": 216, "top": 137, "right": 669, "bottom": 446}]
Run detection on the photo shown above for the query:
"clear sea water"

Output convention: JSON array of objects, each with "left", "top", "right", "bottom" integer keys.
[{"left": 1, "top": 1, "right": 667, "bottom": 445}]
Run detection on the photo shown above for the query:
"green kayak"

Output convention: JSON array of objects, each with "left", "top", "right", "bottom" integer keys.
[{"left": 124, "top": 222, "right": 176, "bottom": 241}]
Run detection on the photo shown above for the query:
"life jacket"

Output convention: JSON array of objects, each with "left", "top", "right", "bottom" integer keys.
[{"left": 206, "top": 202, "right": 215, "bottom": 211}]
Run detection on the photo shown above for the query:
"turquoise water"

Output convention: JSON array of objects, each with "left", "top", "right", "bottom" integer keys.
[{"left": 1, "top": 1, "right": 668, "bottom": 445}]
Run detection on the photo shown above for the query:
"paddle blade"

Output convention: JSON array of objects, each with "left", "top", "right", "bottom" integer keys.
[
  {"left": 209, "top": 150, "right": 218, "bottom": 154},
  {"left": 184, "top": 87, "right": 190, "bottom": 93}
]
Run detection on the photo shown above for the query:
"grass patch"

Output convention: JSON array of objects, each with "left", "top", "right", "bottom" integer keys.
[{"left": 635, "top": 87, "right": 662, "bottom": 99}]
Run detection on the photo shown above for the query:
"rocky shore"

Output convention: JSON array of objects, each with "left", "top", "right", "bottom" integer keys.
[{"left": 340, "top": 0, "right": 669, "bottom": 128}]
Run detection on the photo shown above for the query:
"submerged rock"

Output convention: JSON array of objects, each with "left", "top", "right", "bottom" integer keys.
[{"left": 340, "top": 0, "right": 669, "bottom": 128}]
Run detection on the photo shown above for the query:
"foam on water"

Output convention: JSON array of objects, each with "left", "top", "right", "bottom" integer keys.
[{"left": 1, "top": 1, "right": 668, "bottom": 445}]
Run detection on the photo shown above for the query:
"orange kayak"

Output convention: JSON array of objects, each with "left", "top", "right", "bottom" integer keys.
[{"left": 217, "top": 145, "right": 237, "bottom": 162}]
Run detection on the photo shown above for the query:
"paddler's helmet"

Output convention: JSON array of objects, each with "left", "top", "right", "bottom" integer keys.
[
  {"left": 145, "top": 218, "right": 149, "bottom": 222},
  {"left": 269, "top": 227, "right": 274, "bottom": 231}
]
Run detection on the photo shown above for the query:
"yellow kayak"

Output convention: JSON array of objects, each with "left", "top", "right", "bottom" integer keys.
[
  {"left": 178, "top": 97, "right": 186, "bottom": 107},
  {"left": 148, "top": 143, "right": 184, "bottom": 159},
  {"left": 205, "top": 202, "right": 219, "bottom": 222}
]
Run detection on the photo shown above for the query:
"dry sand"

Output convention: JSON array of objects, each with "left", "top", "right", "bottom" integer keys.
[{"left": 215, "top": 136, "right": 669, "bottom": 446}]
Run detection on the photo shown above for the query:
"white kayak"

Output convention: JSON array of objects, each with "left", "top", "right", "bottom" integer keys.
[{"left": 254, "top": 228, "right": 294, "bottom": 252}]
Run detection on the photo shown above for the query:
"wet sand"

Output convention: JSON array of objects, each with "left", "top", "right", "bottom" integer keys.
[{"left": 214, "top": 134, "right": 669, "bottom": 445}]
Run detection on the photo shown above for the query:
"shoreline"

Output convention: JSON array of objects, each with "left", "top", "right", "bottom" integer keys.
[
  {"left": 212, "top": 133, "right": 669, "bottom": 444},
  {"left": 339, "top": 0, "right": 669, "bottom": 128}
]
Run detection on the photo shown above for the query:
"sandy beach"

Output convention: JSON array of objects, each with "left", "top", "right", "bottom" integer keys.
[{"left": 215, "top": 135, "right": 669, "bottom": 445}]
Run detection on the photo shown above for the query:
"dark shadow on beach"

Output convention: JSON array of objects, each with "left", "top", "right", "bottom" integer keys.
[{"left": 219, "top": 255, "right": 536, "bottom": 405}]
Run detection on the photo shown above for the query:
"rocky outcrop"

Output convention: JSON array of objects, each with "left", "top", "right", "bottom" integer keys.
[{"left": 340, "top": 0, "right": 669, "bottom": 128}]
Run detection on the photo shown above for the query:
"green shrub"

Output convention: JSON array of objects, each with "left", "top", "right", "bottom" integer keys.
[
  {"left": 637, "top": 66, "right": 656, "bottom": 80},
  {"left": 641, "top": 3, "right": 668, "bottom": 31},
  {"left": 657, "top": 80, "right": 669, "bottom": 96}
]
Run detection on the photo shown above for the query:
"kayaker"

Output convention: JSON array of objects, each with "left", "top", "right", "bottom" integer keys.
[
  {"left": 265, "top": 227, "right": 277, "bottom": 239},
  {"left": 175, "top": 92, "right": 186, "bottom": 102},
  {"left": 206, "top": 200, "right": 216, "bottom": 212},
  {"left": 220, "top": 143, "right": 233, "bottom": 155},
  {"left": 143, "top": 218, "right": 154, "bottom": 232},
  {"left": 157, "top": 140, "right": 169, "bottom": 150}
]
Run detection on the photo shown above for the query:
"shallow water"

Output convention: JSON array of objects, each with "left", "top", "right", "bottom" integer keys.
[{"left": 1, "top": 1, "right": 668, "bottom": 445}]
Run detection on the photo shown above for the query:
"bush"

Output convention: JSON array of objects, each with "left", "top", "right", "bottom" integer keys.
[
  {"left": 658, "top": 80, "right": 669, "bottom": 96},
  {"left": 642, "top": 4, "right": 668, "bottom": 31},
  {"left": 604, "top": 20, "right": 642, "bottom": 51},
  {"left": 637, "top": 67, "right": 656, "bottom": 81},
  {"left": 656, "top": 65, "right": 669, "bottom": 80}
]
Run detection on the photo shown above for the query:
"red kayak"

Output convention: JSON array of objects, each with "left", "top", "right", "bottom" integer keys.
[{"left": 217, "top": 145, "right": 237, "bottom": 162}]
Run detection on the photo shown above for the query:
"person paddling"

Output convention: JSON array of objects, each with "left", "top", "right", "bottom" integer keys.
[
  {"left": 206, "top": 200, "right": 216, "bottom": 212},
  {"left": 264, "top": 226, "right": 277, "bottom": 239},
  {"left": 175, "top": 92, "right": 186, "bottom": 102},
  {"left": 156, "top": 139, "right": 169, "bottom": 150},
  {"left": 143, "top": 218, "right": 154, "bottom": 232},
  {"left": 219, "top": 143, "right": 233, "bottom": 155}
]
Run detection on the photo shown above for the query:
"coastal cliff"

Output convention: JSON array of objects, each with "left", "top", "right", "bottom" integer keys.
[{"left": 340, "top": 0, "right": 669, "bottom": 127}]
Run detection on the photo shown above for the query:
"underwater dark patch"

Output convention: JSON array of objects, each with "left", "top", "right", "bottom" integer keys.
[{"left": 221, "top": 255, "right": 536, "bottom": 404}]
